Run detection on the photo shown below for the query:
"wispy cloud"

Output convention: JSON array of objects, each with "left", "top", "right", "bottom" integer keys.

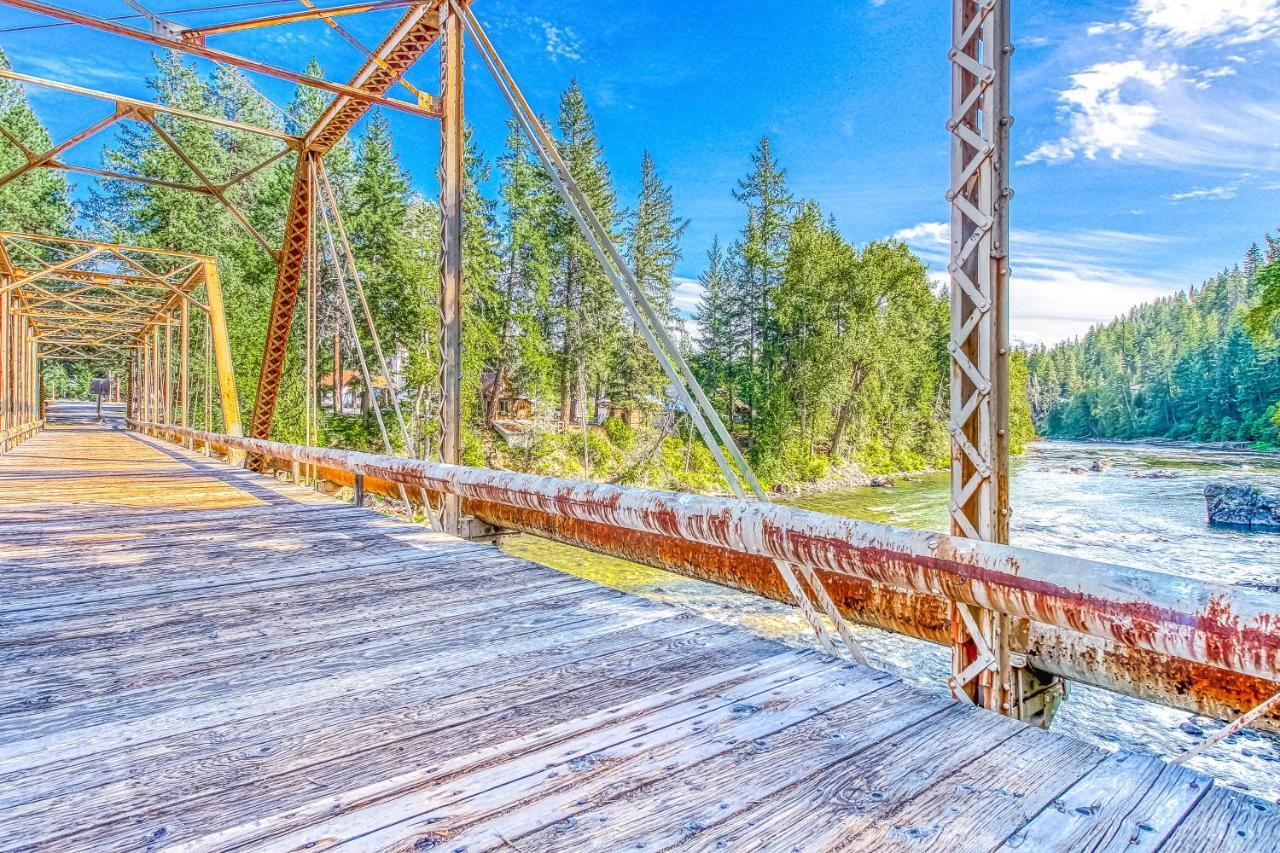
[
  {"left": 672, "top": 276, "right": 703, "bottom": 317},
  {"left": 17, "top": 54, "right": 135, "bottom": 86},
  {"left": 1132, "top": 0, "right": 1280, "bottom": 47},
  {"left": 1024, "top": 1, "right": 1280, "bottom": 171},
  {"left": 1022, "top": 60, "right": 1180, "bottom": 164},
  {"left": 891, "top": 221, "right": 1180, "bottom": 343},
  {"left": 539, "top": 21, "right": 582, "bottom": 62},
  {"left": 1169, "top": 185, "right": 1238, "bottom": 200}
]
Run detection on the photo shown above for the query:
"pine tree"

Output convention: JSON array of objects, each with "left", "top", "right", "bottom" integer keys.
[
  {"left": 486, "top": 120, "right": 554, "bottom": 427},
  {"left": 1245, "top": 243, "right": 1264, "bottom": 280},
  {"left": 348, "top": 110, "right": 416, "bottom": 356},
  {"left": 693, "top": 238, "right": 736, "bottom": 424},
  {"left": 729, "top": 137, "right": 793, "bottom": 447},
  {"left": 0, "top": 48, "right": 71, "bottom": 235},
  {"left": 615, "top": 150, "right": 687, "bottom": 405},
  {"left": 550, "top": 80, "right": 621, "bottom": 429}
]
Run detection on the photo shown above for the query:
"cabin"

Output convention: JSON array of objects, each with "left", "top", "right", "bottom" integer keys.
[
  {"left": 482, "top": 370, "right": 535, "bottom": 421},
  {"left": 320, "top": 369, "right": 392, "bottom": 412}
]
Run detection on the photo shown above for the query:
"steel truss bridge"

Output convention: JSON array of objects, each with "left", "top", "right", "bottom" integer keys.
[{"left": 0, "top": 1, "right": 1278, "bottom": 849}]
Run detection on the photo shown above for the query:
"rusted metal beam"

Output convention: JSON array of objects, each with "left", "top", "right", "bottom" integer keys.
[
  {"left": 123, "top": 423, "right": 1280, "bottom": 700},
  {"left": 247, "top": 152, "right": 312, "bottom": 453},
  {"left": 180, "top": 1, "right": 417, "bottom": 40},
  {"left": 304, "top": 5, "right": 443, "bottom": 152},
  {"left": 0, "top": 232, "right": 212, "bottom": 262},
  {"left": 0, "top": 110, "right": 122, "bottom": 190},
  {"left": 437, "top": 0, "right": 463, "bottom": 533},
  {"left": 0, "top": 69, "right": 299, "bottom": 143},
  {"left": 0, "top": 0, "right": 433, "bottom": 117},
  {"left": 249, "top": 5, "right": 444, "bottom": 451}
]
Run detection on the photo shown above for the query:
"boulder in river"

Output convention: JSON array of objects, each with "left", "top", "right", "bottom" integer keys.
[
  {"left": 1205, "top": 482, "right": 1280, "bottom": 531},
  {"left": 1127, "top": 470, "right": 1178, "bottom": 480},
  {"left": 1090, "top": 457, "right": 1115, "bottom": 472},
  {"left": 869, "top": 475, "right": 896, "bottom": 488}
]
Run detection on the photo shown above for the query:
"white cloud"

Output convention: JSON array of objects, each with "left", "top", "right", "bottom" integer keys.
[
  {"left": 540, "top": 22, "right": 582, "bottom": 61},
  {"left": 672, "top": 277, "right": 703, "bottom": 316},
  {"left": 891, "top": 223, "right": 1180, "bottom": 343},
  {"left": 891, "top": 221, "right": 948, "bottom": 245},
  {"left": 1193, "top": 65, "right": 1238, "bottom": 89},
  {"left": 1027, "top": 2, "right": 1280, "bottom": 171},
  {"left": 1023, "top": 60, "right": 1180, "bottom": 164},
  {"left": 1169, "top": 185, "right": 1238, "bottom": 200},
  {"left": 1087, "top": 21, "right": 1136, "bottom": 37},
  {"left": 1010, "top": 229, "right": 1181, "bottom": 342},
  {"left": 1134, "top": 0, "right": 1280, "bottom": 46}
]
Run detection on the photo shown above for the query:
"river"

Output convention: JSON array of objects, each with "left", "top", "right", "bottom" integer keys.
[{"left": 501, "top": 440, "right": 1280, "bottom": 800}]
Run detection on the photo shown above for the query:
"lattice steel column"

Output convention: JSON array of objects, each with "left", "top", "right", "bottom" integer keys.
[
  {"left": 947, "top": 0, "right": 1062, "bottom": 724},
  {"left": 437, "top": 0, "right": 464, "bottom": 534}
]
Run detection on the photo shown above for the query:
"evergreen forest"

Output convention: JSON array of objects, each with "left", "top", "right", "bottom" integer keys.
[
  {"left": 8, "top": 49, "right": 1037, "bottom": 493},
  {"left": 1027, "top": 240, "right": 1280, "bottom": 449}
]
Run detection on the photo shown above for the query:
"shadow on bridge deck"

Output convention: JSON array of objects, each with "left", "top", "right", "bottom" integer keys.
[{"left": 1, "top": 408, "right": 1277, "bottom": 851}]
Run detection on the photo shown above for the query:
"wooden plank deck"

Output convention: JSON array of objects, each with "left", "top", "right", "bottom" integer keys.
[{"left": 2, "top": 404, "right": 1278, "bottom": 851}]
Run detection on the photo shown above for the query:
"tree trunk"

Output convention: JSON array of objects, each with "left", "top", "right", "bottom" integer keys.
[
  {"left": 332, "top": 327, "right": 342, "bottom": 415},
  {"left": 487, "top": 257, "right": 520, "bottom": 430},
  {"left": 828, "top": 362, "right": 867, "bottom": 460}
]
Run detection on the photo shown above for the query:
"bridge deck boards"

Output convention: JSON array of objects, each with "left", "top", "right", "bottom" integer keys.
[{"left": 2, "top": 406, "right": 1277, "bottom": 851}]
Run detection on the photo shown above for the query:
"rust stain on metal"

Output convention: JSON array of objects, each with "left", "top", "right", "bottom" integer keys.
[{"left": 132, "top": 421, "right": 1280, "bottom": 728}]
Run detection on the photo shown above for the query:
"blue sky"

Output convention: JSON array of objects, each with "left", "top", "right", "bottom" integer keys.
[{"left": 1, "top": 0, "right": 1279, "bottom": 344}]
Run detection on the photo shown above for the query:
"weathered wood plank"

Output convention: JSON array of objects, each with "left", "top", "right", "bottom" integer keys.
[
  {"left": 462, "top": 680, "right": 953, "bottom": 853},
  {"left": 1, "top": 613, "right": 711, "bottom": 809},
  {"left": 168, "top": 651, "right": 833, "bottom": 852},
  {"left": 831, "top": 724, "right": 1107, "bottom": 851},
  {"left": 1160, "top": 784, "right": 1280, "bottom": 852},
  {"left": 10, "top": 629, "right": 782, "bottom": 851},
  {"left": 1, "top": 414, "right": 1263, "bottom": 853},
  {"left": 675, "top": 703, "right": 1026, "bottom": 851},
  {"left": 996, "top": 750, "right": 1211, "bottom": 852},
  {"left": 0, "top": 586, "right": 651, "bottom": 757}
]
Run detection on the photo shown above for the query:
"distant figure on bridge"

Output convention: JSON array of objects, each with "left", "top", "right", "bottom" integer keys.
[{"left": 88, "top": 378, "right": 111, "bottom": 422}]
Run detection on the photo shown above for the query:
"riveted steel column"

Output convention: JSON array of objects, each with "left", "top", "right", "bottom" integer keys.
[
  {"left": 948, "top": 0, "right": 1061, "bottom": 724},
  {"left": 204, "top": 260, "right": 244, "bottom": 464},
  {"left": 437, "top": 0, "right": 464, "bottom": 534}
]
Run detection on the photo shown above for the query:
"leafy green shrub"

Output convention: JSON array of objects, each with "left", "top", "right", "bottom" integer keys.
[{"left": 603, "top": 417, "right": 635, "bottom": 451}]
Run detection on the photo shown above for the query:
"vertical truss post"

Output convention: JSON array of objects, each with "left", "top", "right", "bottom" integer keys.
[
  {"left": 164, "top": 311, "right": 173, "bottom": 425},
  {"left": 248, "top": 153, "right": 313, "bottom": 455},
  {"left": 31, "top": 330, "right": 39, "bottom": 423},
  {"left": 140, "top": 329, "right": 149, "bottom": 426},
  {"left": 438, "top": 0, "right": 464, "bottom": 534},
  {"left": 947, "top": 0, "right": 1062, "bottom": 725},
  {"left": 204, "top": 260, "right": 244, "bottom": 463},
  {"left": 151, "top": 325, "right": 161, "bottom": 426},
  {"left": 181, "top": 298, "right": 190, "bottom": 430},
  {"left": 1, "top": 285, "right": 9, "bottom": 443},
  {"left": 128, "top": 350, "right": 137, "bottom": 424},
  {"left": 15, "top": 314, "right": 25, "bottom": 428}
]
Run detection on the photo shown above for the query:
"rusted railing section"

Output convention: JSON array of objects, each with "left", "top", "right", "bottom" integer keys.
[
  {"left": 131, "top": 419, "right": 1280, "bottom": 730},
  {"left": 0, "top": 419, "right": 41, "bottom": 453}
]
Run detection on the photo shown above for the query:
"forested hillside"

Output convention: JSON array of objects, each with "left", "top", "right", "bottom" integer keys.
[
  {"left": 1027, "top": 243, "right": 1280, "bottom": 448},
  {"left": 9, "top": 48, "right": 1035, "bottom": 490}
]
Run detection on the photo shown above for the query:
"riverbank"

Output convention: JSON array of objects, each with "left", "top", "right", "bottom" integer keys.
[
  {"left": 1045, "top": 434, "right": 1279, "bottom": 455},
  {"left": 484, "top": 420, "right": 942, "bottom": 499}
]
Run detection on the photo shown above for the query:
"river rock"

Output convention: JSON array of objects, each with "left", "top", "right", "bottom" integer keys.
[
  {"left": 869, "top": 475, "right": 896, "bottom": 488},
  {"left": 1127, "top": 470, "right": 1178, "bottom": 480},
  {"left": 1090, "top": 457, "right": 1115, "bottom": 472},
  {"left": 1205, "top": 482, "right": 1280, "bottom": 531}
]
